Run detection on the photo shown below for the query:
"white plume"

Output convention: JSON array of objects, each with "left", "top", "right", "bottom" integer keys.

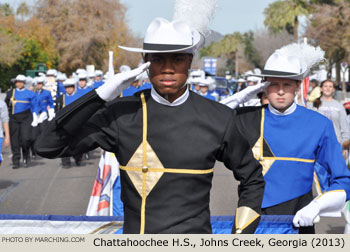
[
  {"left": 173, "top": 0, "right": 218, "bottom": 37},
  {"left": 276, "top": 43, "right": 325, "bottom": 72}
]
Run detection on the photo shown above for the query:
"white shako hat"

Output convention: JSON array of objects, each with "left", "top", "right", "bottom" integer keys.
[
  {"left": 15, "top": 74, "right": 27, "bottom": 83},
  {"left": 36, "top": 76, "right": 45, "bottom": 84},
  {"left": 188, "top": 69, "right": 206, "bottom": 84},
  {"left": 119, "top": 17, "right": 202, "bottom": 54},
  {"left": 197, "top": 77, "right": 214, "bottom": 87},
  {"left": 237, "top": 78, "right": 246, "bottom": 83},
  {"left": 78, "top": 72, "right": 88, "bottom": 80},
  {"left": 88, "top": 72, "right": 96, "bottom": 78},
  {"left": 46, "top": 69, "right": 57, "bottom": 77},
  {"left": 94, "top": 70, "right": 103, "bottom": 76},
  {"left": 119, "top": 65, "right": 131, "bottom": 73},
  {"left": 119, "top": 0, "right": 218, "bottom": 54},
  {"left": 247, "top": 76, "right": 260, "bottom": 82},
  {"left": 57, "top": 73, "right": 67, "bottom": 81},
  {"left": 251, "top": 43, "right": 325, "bottom": 81},
  {"left": 76, "top": 69, "right": 87, "bottom": 75},
  {"left": 63, "top": 78, "right": 76, "bottom": 87}
]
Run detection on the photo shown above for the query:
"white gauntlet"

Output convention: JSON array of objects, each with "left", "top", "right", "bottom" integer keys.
[
  {"left": 38, "top": 111, "right": 48, "bottom": 123},
  {"left": 48, "top": 108, "right": 55, "bottom": 121},
  {"left": 31, "top": 113, "right": 39, "bottom": 127},
  {"left": 220, "top": 81, "right": 270, "bottom": 109},
  {"left": 293, "top": 190, "right": 346, "bottom": 227},
  {"left": 96, "top": 62, "right": 150, "bottom": 102}
]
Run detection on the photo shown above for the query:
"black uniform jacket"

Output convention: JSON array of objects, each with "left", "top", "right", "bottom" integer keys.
[{"left": 35, "top": 89, "right": 264, "bottom": 234}]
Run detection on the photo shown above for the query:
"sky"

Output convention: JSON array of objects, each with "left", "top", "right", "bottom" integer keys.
[
  {"left": 120, "top": 0, "right": 277, "bottom": 36},
  {"left": 1, "top": 0, "right": 276, "bottom": 36}
]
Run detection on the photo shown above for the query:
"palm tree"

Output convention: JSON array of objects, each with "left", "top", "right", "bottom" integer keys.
[
  {"left": 264, "top": 0, "right": 309, "bottom": 41},
  {"left": 0, "top": 3, "right": 14, "bottom": 16},
  {"left": 16, "top": 2, "right": 30, "bottom": 21}
]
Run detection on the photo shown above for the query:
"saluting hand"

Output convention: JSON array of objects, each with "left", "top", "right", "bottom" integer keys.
[{"left": 96, "top": 62, "right": 151, "bottom": 102}]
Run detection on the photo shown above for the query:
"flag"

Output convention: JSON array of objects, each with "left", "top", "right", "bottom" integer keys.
[
  {"left": 107, "top": 51, "right": 115, "bottom": 80},
  {"left": 301, "top": 76, "right": 310, "bottom": 106},
  {"left": 86, "top": 152, "right": 121, "bottom": 216}
]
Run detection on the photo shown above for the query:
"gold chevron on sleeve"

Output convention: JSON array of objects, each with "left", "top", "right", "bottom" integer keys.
[{"left": 235, "top": 206, "right": 260, "bottom": 233}]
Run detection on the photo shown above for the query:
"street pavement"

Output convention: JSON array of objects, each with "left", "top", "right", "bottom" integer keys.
[{"left": 0, "top": 146, "right": 346, "bottom": 233}]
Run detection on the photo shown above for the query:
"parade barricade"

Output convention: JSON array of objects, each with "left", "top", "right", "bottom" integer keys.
[{"left": 0, "top": 214, "right": 298, "bottom": 234}]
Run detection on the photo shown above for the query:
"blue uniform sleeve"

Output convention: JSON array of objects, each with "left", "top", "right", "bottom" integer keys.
[
  {"left": 316, "top": 120, "right": 350, "bottom": 200},
  {"left": 30, "top": 92, "right": 39, "bottom": 114},
  {"left": 47, "top": 91, "right": 54, "bottom": 109}
]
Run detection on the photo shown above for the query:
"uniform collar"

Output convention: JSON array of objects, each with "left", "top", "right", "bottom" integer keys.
[
  {"left": 151, "top": 86, "right": 189, "bottom": 106},
  {"left": 16, "top": 88, "right": 25, "bottom": 92},
  {"left": 268, "top": 102, "right": 297, "bottom": 116}
]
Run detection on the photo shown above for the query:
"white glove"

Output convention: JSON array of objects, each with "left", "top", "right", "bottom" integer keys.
[
  {"left": 31, "top": 113, "right": 39, "bottom": 127},
  {"left": 220, "top": 81, "right": 270, "bottom": 109},
  {"left": 96, "top": 62, "right": 151, "bottom": 102},
  {"left": 48, "top": 108, "right": 55, "bottom": 121},
  {"left": 293, "top": 201, "right": 320, "bottom": 227},
  {"left": 293, "top": 190, "right": 346, "bottom": 227},
  {"left": 38, "top": 111, "right": 48, "bottom": 123}
]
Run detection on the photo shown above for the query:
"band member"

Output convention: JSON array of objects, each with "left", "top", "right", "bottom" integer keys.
[
  {"left": 234, "top": 43, "right": 350, "bottom": 233},
  {"left": 5, "top": 75, "right": 39, "bottom": 168},
  {"left": 76, "top": 72, "right": 93, "bottom": 98},
  {"left": 55, "top": 78, "right": 82, "bottom": 168},
  {"left": 93, "top": 70, "right": 105, "bottom": 89},
  {"left": 36, "top": 15, "right": 264, "bottom": 234}
]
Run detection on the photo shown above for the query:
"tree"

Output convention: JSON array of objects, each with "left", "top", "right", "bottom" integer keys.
[
  {"left": 16, "top": 2, "right": 30, "bottom": 20},
  {"left": 16, "top": 17, "right": 59, "bottom": 69},
  {"left": 200, "top": 33, "right": 247, "bottom": 75},
  {"left": 264, "top": 0, "right": 309, "bottom": 41},
  {"left": 0, "top": 28, "right": 25, "bottom": 66},
  {"left": 0, "top": 3, "right": 59, "bottom": 90},
  {"left": 242, "top": 31, "right": 262, "bottom": 69},
  {"left": 252, "top": 29, "right": 294, "bottom": 67},
  {"left": 35, "top": 0, "right": 141, "bottom": 73},
  {"left": 0, "top": 3, "right": 13, "bottom": 17},
  {"left": 306, "top": 0, "right": 350, "bottom": 86}
]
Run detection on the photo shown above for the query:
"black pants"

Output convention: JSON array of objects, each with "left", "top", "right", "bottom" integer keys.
[
  {"left": 9, "top": 110, "right": 32, "bottom": 165},
  {"left": 61, "top": 154, "right": 83, "bottom": 166},
  {"left": 31, "top": 120, "right": 48, "bottom": 156},
  {"left": 262, "top": 191, "right": 315, "bottom": 234}
]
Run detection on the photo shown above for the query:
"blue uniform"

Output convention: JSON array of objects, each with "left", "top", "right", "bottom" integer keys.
[
  {"left": 63, "top": 93, "right": 79, "bottom": 107},
  {"left": 237, "top": 105, "right": 350, "bottom": 209},
  {"left": 76, "top": 86, "right": 93, "bottom": 99},
  {"left": 56, "top": 81, "right": 66, "bottom": 98},
  {"left": 92, "top": 80, "right": 105, "bottom": 89},
  {"left": 35, "top": 89, "right": 54, "bottom": 113},
  {"left": 5, "top": 88, "right": 39, "bottom": 167},
  {"left": 9, "top": 88, "right": 39, "bottom": 115},
  {"left": 199, "top": 92, "right": 216, "bottom": 101},
  {"left": 55, "top": 91, "right": 82, "bottom": 168},
  {"left": 121, "top": 82, "right": 152, "bottom": 97}
]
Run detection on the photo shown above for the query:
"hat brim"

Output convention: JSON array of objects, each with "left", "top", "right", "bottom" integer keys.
[
  {"left": 249, "top": 69, "right": 305, "bottom": 81},
  {"left": 119, "top": 30, "right": 203, "bottom": 54}
]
